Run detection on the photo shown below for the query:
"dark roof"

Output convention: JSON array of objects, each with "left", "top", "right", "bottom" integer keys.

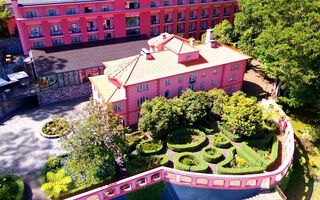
[{"left": 32, "top": 35, "right": 150, "bottom": 76}]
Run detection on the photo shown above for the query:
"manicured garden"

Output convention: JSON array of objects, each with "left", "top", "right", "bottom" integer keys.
[{"left": 0, "top": 174, "right": 25, "bottom": 200}]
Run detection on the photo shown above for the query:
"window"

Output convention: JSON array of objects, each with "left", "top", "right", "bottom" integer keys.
[
  {"left": 137, "top": 97, "right": 148, "bottom": 106},
  {"left": 165, "top": 90, "right": 170, "bottom": 98},
  {"left": 70, "top": 23, "right": 80, "bottom": 33},
  {"left": 105, "top": 33, "right": 112, "bottom": 39},
  {"left": 227, "top": 86, "right": 234, "bottom": 94},
  {"left": 213, "top": 66, "right": 218, "bottom": 74},
  {"left": 26, "top": 11, "right": 36, "bottom": 18},
  {"left": 102, "top": 6, "right": 110, "bottom": 11},
  {"left": 201, "top": 72, "right": 206, "bottom": 77},
  {"left": 34, "top": 41, "right": 44, "bottom": 48},
  {"left": 126, "top": 16, "right": 140, "bottom": 27},
  {"left": 189, "top": 0, "right": 194, "bottom": 4},
  {"left": 67, "top": 8, "right": 76, "bottom": 14},
  {"left": 125, "top": 1, "right": 140, "bottom": 9},
  {"left": 179, "top": 76, "right": 184, "bottom": 82},
  {"left": 31, "top": 26, "right": 40, "bottom": 34},
  {"left": 178, "top": 86, "right": 183, "bottom": 95},
  {"left": 189, "top": 84, "right": 195, "bottom": 91},
  {"left": 47, "top": 10, "right": 56, "bottom": 16},
  {"left": 212, "top": 79, "right": 216, "bottom": 86},
  {"left": 189, "top": 73, "right": 196, "bottom": 82},
  {"left": 164, "top": 25, "right": 169, "bottom": 32},
  {"left": 186, "top": 56, "right": 191, "bottom": 61},
  {"left": 230, "top": 74, "right": 236, "bottom": 81},
  {"left": 200, "top": 81, "right": 205, "bottom": 89},
  {"left": 137, "top": 83, "right": 149, "bottom": 92},
  {"left": 71, "top": 36, "right": 81, "bottom": 43},
  {"left": 165, "top": 78, "right": 170, "bottom": 85},
  {"left": 163, "top": 1, "right": 170, "bottom": 6},
  {"left": 52, "top": 39, "right": 62, "bottom": 46},
  {"left": 178, "top": 0, "right": 183, "bottom": 5},
  {"left": 88, "top": 34, "right": 98, "bottom": 41},
  {"left": 84, "top": 7, "right": 93, "bottom": 13},
  {"left": 151, "top": 2, "right": 157, "bottom": 7},
  {"left": 114, "top": 103, "right": 122, "bottom": 112},
  {"left": 231, "top": 63, "right": 239, "bottom": 70}
]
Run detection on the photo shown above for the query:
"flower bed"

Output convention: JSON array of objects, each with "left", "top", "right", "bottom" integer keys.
[
  {"left": 201, "top": 146, "right": 224, "bottom": 163},
  {"left": 136, "top": 140, "right": 164, "bottom": 155},
  {"left": 211, "top": 133, "right": 231, "bottom": 148},
  {"left": 174, "top": 152, "right": 208, "bottom": 173},
  {"left": 0, "top": 175, "right": 25, "bottom": 200},
  {"left": 41, "top": 119, "right": 70, "bottom": 138},
  {"left": 125, "top": 154, "right": 169, "bottom": 175},
  {"left": 167, "top": 128, "right": 207, "bottom": 152}
]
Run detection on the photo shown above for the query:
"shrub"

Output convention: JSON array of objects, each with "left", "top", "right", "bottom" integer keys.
[
  {"left": 136, "top": 140, "right": 164, "bottom": 155},
  {"left": 42, "top": 119, "right": 70, "bottom": 136},
  {"left": 0, "top": 175, "right": 25, "bottom": 200},
  {"left": 263, "top": 119, "right": 277, "bottom": 132},
  {"left": 207, "top": 88, "right": 229, "bottom": 116},
  {"left": 125, "top": 154, "right": 169, "bottom": 175},
  {"left": 40, "top": 154, "right": 70, "bottom": 185},
  {"left": 174, "top": 152, "right": 208, "bottom": 173},
  {"left": 198, "top": 125, "right": 215, "bottom": 135},
  {"left": 218, "top": 123, "right": 243, "bottom": 142},
  {"left": 211, "top": 133, "right": 231, "bottom": 148},
  {"left": 167, "top": 128, "right": 207, "bottom": 152},
  {"left": 202, "top": 146, "right": 224, "bottom": 163},
  {"left": 124, "top": 131, "right": 146, "bottom": 153}
]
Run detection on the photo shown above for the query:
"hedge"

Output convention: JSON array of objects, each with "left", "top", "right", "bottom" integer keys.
[
  {"left": 218, "top": 123, "right": 243, "bottom": 142},
  {"left": 201, "top": 146, "right": 224, "bottom": 163},
  {"left": 216, "top": 147, "right": 265, "bottom": 175},
  {"left": 174, "top": 152, "right": 208, "bottom": 173},
  {"left": 136, "top": 140, "right": 164, "bottom": 156},
  {"left": 40, "top": 153, "right": 69, "bottom": 185},
  {"left": 263, "top": 119, "right": 277, "bottom": 132},
  {"left": 125, "top": 131, "right": 146, "bottom": 153},
  {"left": 198, "top": 125, "right": 215, "bottom": 135},
  {"left": 211, "top": 133, "right": 231, "bottom": 148},
  {"left": 0, "top": 174, "right": 25, "bottom": 200},
  {"left": 125, "top": 154, "right": 169, "bottom": 175},
  {"left": 167, "top": 128, "right": 207, "bottom": 152}
]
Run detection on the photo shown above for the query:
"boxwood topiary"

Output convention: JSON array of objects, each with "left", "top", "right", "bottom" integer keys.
[
  {"left": 125, "top": 154, "right": 169, "bottom": 175},
  {"left": 167, "top": 128, "right": 207, "bottom": 152},
  {"left": 0, "top": 174, "right": 25, "bottom": 200},
  {"left": 211, "top": 133, "right": 231, "bottom": 148},
  {"left": 202, "top": 146, "right": 224, "bottom": 163},
  {"left": 136, "top": 140, "right": 164, "bottom": 155},
  {"left": 198, "top": 125, "right": 215, "bottom": 135},
  {"left": 218, "top": 123, "right": 243, "bottom": 142},
  {"left": 174, "top": 152, "right": 208, "bottom": 173}
]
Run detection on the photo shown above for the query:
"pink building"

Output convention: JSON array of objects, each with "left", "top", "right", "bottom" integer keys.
[
  {"left": 90, "top": 32, "right": 250, "bottom": 126},
  {"left": 11, "top": 0, "right": 239, "bottom": 55}
]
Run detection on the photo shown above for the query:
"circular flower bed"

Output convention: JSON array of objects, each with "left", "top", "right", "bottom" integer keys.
[
  {"left": 136, "top": 140, "right": 164, "bottom": 155},
  {"left": 41, "top": 119, "right": 71, "bottom": 138},
  {"left": 211, "top": 133, "right": 231, "bottom": 148},
  {"left": 167, "top": 128, "right": 207, "bottom": 152},
  {"left": 0, "top": 174, "right": 25, "bottom": 200},
  {"left": 174, "top": 152, "right": 208, "bottom": 173},
  {"left": 201, "top": 146, "right": 224, "bottom": 163}
]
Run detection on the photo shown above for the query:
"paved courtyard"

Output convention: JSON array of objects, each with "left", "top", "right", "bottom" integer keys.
[{"left": 0, "top": 97, "right": 89, "bottom": 200}]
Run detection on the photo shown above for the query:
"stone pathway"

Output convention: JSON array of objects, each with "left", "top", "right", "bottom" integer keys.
[{"left": 0, "top": 97, "right": 89, "bottom": 200}]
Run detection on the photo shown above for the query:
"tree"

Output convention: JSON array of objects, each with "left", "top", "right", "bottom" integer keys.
[
  {"left": 138, "top": 96, "right": 180, "bottom": 140},
  {"left": 233, "top": 0, "right": 320, "bottom": 109},
  {"left": 222, "top": 92, "right": 263, "bottom": 137},
  {"left": 212, "top": 20, "right": 233, "bottom": 45},
  {"left": 41, "top": 169, "right": 72, "bottom": 199},
  {"left": 60, "top": 100, "right": 125, "bottom": 185},
  {"left": 207, "top": 88, "right": 229, "bottom": 116},
  {"left": 0, "top": 1, "right": 10, "bottom": 36},
  {"left": 179, "top": 89, "right": 211, "bottom": 126}
]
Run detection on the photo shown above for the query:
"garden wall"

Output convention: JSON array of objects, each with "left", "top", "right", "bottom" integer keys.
[
  {"left": 0, "top": 98, "right": 24, "bottom": 120},
  {"left": 37, "top": 82, "right": 91, "bottom": 105}
]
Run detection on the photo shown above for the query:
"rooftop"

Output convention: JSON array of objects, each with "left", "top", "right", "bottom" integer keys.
[
  {"left": 103, "top": 43, "right": 251, "bottom": 86},
  {"left": 31, "top": 35, "right": 149, "bottom": 76}
]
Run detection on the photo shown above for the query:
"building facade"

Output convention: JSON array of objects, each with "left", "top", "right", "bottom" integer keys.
[
  {"left": 90, "top": 33, "right": 250, "bottom": 126},
  {"left": 11, "top": 0, "right": 239, "bottom": 55}
]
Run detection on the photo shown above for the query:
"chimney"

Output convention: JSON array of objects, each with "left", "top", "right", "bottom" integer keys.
[
  {"left": 190, "top": 38, "right": 196, "bottom": 46},
  {"left": 205, "top": 29, "right": 213, "bottom": 44},
  {"left": 209, "top": 40, "right": 218, "bottom": 48},
  {"left": 162, "top": 33, "right": 167, "bottom": 40},
  {"left": 141, "top": 48, "right": 153, "bottom": 60}
]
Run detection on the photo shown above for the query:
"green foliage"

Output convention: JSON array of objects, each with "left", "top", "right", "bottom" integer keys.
[
  {"left": 136, "top": 140, "right": 164, "bottom": 155},
  {"left": 198, "top": 125, "right": 215, "bottom": 135},
  {"left": 222, "top": 92, "right": 263, "bottom": 137},
  {"left": 174, "top": 152, "right": 208, "bottom": 173},
  {"left": 234, "top": 0, "right": 320, "bottom": 109},
  {"left": 124, "top": 131, "right": 146, "bottom": 153},
  {"left": 0, "top": 1, "right": 10, "bottom": 36},
  {"left": 207, "top": 88, "right": 229, "bottom": 116},
  {"left": 42, "top": 118, "right": 70, "bottom": 136},
  {"left": 218, "top": 122, "right": 243, "bottom": 142},
  {"left": 0, "top": 175, "right": 24, "bottom": 200},
  {"left": 212, "top": 20, "right": 234, "bottom": 45},
  {"left": 201, "top": 146, "right": 224, "bottom": 163},
  {"left": 125, "top": 154, "right": 169, "bottom": 175},
  {"left": 126, "top": 181, "right": 167, "bottom": 200},
  {"left": 167, "top": 128, "right": 207, "bottom": 152},
  {"left": 41, "top": 169, "right": 72, "bottom": 199},
  {"left": 278, "top": 165, "right": 293, "bottom": 192},
  {"left": 138, "top": 96, "right": 180, "bottom": 140},
  {"left": 59, "top": 100, "right": 124, "bottom": 186},
  {"left": 211, "top": 133, "right": 231, "bottom": 148}
]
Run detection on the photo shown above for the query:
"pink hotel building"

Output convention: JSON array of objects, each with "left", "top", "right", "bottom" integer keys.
[
  {"left": 90, "top": 33, "right": 250, "bottom": 126},
  {"left": 11, "top": 0, "right": 239, "bottom": 55}
]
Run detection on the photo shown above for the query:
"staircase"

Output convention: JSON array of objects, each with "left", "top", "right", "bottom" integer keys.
[{"left": 243, "top": 189, "right": 284, "bottom": 200}]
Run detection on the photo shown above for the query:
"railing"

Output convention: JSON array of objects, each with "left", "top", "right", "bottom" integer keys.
[{"left": 66, "top": 99, "right": 295, "bottom": 200}]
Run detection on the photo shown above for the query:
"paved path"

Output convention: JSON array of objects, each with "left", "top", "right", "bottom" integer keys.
[{"left": 0, "top": 97, "right": 89, "bottom": 200}]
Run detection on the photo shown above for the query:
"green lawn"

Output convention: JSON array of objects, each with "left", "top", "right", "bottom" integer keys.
[{"left": 126, "top": 181, "right": 167, "bottom": 200}]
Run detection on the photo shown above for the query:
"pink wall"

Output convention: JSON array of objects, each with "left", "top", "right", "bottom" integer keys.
[
  {"left": 177, "top": 51, "right": 200, "bottom": 62},
  {"left": 11, "top": 0, "right": 238, "bottom": 54}
]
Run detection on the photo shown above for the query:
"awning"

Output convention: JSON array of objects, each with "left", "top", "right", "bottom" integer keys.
[
  {"left": 0, "top": 78, "right": 10, "bottom": 87},
  {"left": 7, "top": 71, "right": 29, "bottom": 82}
]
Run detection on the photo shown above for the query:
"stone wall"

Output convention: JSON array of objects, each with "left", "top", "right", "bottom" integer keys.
[
  {"left": 37, "top": 82, "right": 91, "bottom": 105},
  {"left": 0, "top": 98, "right": 24, "bottom": 119},
  {"left": 0, "top": 38, "right": 23, "bottom": 54}
]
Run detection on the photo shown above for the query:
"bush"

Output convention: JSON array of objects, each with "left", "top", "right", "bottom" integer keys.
[
  {"left": 42, "top": 119, "right": 70, "bottom": 136},
  {"left": 124, "top": 131, "right": 146, "bottom": 153},
  {"left": 125, "top": 154, "right": 169, "bottom": 175},
  {"left": 40, "top": 154, "right": 69, "bottom": 185},
  {"left": 198, "top": 125, "right": 215, "bottom": 135},
  {"left": 167, "top": 128, "right": 207, "bottom": 152},
  {"left": 174, "top": 152, "right": 208, "bottom": 173},
  {"left": 0, "top": 175, "right": 25, "bottom": 200},
  {"left": 211, "top": 133, "right": 231, "bottom": 148},
  {"left": 263, "top": 119, "right": 277, "bottom": 132},
  {"left": 202, "top": 146, "right": 224, "bottom": 163},
  {"left": 136, "top": 140, "right": 164, "bottom": 155},
  {"left": 218, "top": 123, "right": 243, "bottom": 142}
]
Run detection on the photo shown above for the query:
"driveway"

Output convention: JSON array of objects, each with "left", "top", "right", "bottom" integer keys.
[{"left": 0, "top": 97, "right": 89, "bottom": 200}]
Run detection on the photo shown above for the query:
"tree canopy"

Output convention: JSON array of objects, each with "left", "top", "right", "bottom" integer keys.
[
  {"left": 0, "top": 1, "right": 10, "bottom": 36},
  {"left": 212, "top": 19, "right": 233, "bottom": 45},
  {"left": 207, "top": 88, "right": 229, "bottom": 116}
]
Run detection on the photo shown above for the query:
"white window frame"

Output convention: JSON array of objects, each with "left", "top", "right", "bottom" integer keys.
[
  {"left": 137, "top": 83, "right": 149, "bottom": 92},
  {"left": 165, "top": 78, "right": 170, "bottom": 85},
  {"left": 114, "top": 103, "right": 122, "bottom": 112}
]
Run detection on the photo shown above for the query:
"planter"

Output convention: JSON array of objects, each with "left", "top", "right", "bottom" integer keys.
[
  {"left": 136, "top": 140, "right": 164, "bottom": 155},
  {"left": 174, "top": 152, "right": 208, "bottom": 173},
  {"left": 41, "top": 119, "right": 71, "bottom": 139},
  {"left": 202, "top": 146, "right": 224, "bottom": 163}
]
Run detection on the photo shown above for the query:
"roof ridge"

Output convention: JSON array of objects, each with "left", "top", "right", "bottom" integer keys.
[
  {"left": 123, "top": 54, "right": 142, "bottom": 86},
  {"left": 105, "top": 55, "right": 140, "bottom": 79}
]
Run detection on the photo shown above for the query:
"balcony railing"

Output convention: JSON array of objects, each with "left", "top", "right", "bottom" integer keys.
[
  {"left": 29, "top": 33, "right": 44, "bottom": 39},
  {"left": 189, "top": 16, "right": 197, "bottom": 20},
  {"left": 151, "top": 20, "right": 160, "bottom": 25},
  {"left": 189, "top": 27, "right": 196, "bottom": 32},
  {"left": 201, "top": 15, "right": 209, "bottom": 19},
  {"left": 201, "top": 26, "right": 207, "bottom": 30},
  {"left": 50, "top": 30, "right": 63, "bottom": 36},
  {"left": 69, "top": 29, "right": 81, "bottom": 34},
  {"left": 177, "top": 17, "right": 185, "bottom": 22},
  {"left": 87, "top": 27, "right": 98, "bottom": 32},
  {"left": 104, "top": 25, "right": 114, "bottom": 30},
  {"left": 164, "top": 19, "right": 173, "bottom": 23},
  {"left": 188, "top": 78, "right": 196, "bottom": 83},
  {"left": 177, "top": 29, "right": 184, "bottom": 33}
]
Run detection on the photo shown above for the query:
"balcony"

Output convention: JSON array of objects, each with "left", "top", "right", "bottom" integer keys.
[
  {"left": 189, "top": 27, "right": 196, "bottom": 32},
  {"left": 201, "top": 26, "right": 207, "bottom": 30},
  {"left": 163, "top": 1, "right": 171, "bottom": 6},
  {"left": 164, "top": 19, "right": 173, "bottom": 23},
  {"left": 29, "top": 33, "right": 44, "bottom": 39},
  {"left": 188, "top": 78, "right": 196, "bottom": 83},
  {"left": 151, "top": 32, "right": 159, "bottom": 36},
  {"left": 201, "top": 15, "right": 209, "bottom": 19},
  {"left": 177, "top": 29, "right": 184, "bottom": 33},
  {"left": 189, "top": 16, "right": 197, "bottom": 20},
  {"left": 104, "top": 25, "right": 114, "bottom": 30},
  {"left": 224, "top": 12, "right": 230, "bottom": 17},
  {"left": 213, "top": 13, "right": 220, "bottom": 18},
  {"left": 151, "top": 20, "right": 160, "bottom": 25},
  {"left": 87, "top": 27, "right": 98, "bottom": 32},
  {"left": 178, "top": 17, "right": 185, "bottom": 22},
  {"left": 50, "top": 30, "right": 63, "bottom": 36},
  {"left": 69, "top": 29, "right": 81, "bottom": 34}
]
